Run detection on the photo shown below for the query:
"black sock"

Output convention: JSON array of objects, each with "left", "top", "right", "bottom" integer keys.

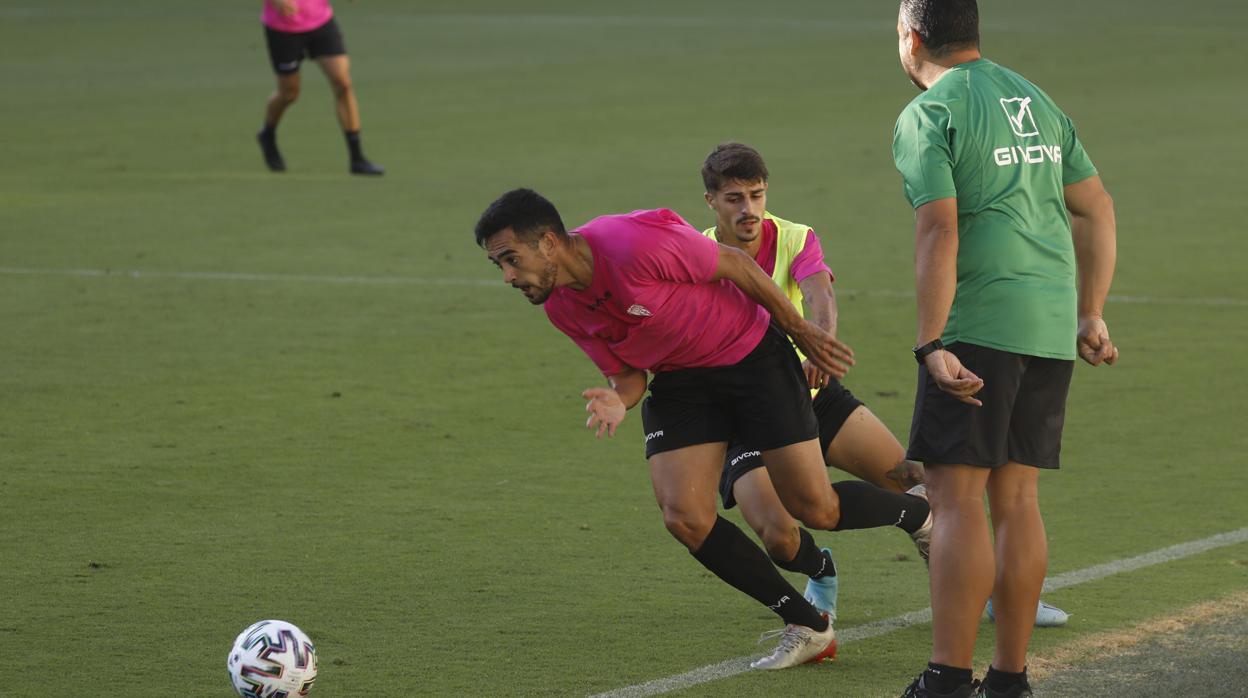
[
  {"left": 830, "top": 480, "right": 930, "bottom": 533},
  {"left": 345, "top": 130, "right": 364, "bottom": 161},
  {"left": 923, "top": 663, "right": 974, "bottom": 694},
  {"left": 984, "top": 665, "right": 1028, "bottom": 692},
  {"left": 692, "top": 516, "right": 827, "bottom": 630},
  {"left": 259, "top": 124, "right": 276, "bottom": 139},
  {"left": 771, "top": 528, "right": 836, "bottom": 579}
]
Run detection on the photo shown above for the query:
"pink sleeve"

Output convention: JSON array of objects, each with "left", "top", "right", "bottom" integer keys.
[
  {"left": 567, "top": 335, "right": 628, "bottom": 377},
  {"left": 546, "top": 308, "right": 628, "bottom": 377},
  {"left": 790, "top": 228, "right": 835, "bottom": 284}
]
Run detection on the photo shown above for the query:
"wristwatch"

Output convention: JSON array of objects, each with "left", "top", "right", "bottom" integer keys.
[{"left": 912, "top": 338, "right": 944, "bottom": 364}]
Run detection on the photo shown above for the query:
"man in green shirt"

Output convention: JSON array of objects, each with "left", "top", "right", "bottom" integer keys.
[{"left": 891, "top": 2, "right": 1118, "bottom": 697}]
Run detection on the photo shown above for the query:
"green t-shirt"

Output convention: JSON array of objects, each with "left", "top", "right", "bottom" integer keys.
[{"left": 892, "top": 58, "right": 1098, "bottom": 360}]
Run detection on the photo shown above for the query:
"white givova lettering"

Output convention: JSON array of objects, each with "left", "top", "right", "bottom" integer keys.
[
  {"left": 730, "top": 450, "right": 761, "bottom": 466},
  {"left": 644, "top": 430, "right": 665, "bottom": 442},
  {"left": 993, "top": 144, "right": 1062, "bottom": 167},
  {"left": 767, "top": 594, "right": 791, "bottom": 611}
]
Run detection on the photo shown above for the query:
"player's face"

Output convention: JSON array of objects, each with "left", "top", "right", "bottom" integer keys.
[
  {"left": 705, "top": 179, "right": 767, "bottom": 246},
  {"left": 484, "top": 227, "right": 559, "bottom": 305}
]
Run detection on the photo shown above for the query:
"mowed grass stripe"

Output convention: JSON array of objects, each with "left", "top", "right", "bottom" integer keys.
[
  {"left": 589, "top": 526, "right": 1248, "bottom": 698},
  {"left": 2, "top": 267, "right": 1246, "bottom": 308}
]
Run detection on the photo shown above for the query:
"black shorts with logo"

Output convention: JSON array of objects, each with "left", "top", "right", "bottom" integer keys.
[
  {"left": 641, "top": 323, "right": 818, "bottom": 460},
  {"left": 907, "top": 341, "right": 1074, "bottom": 469},
  {"left": 718, "top": 379, "right": 864, "bottom": 508},
  {"left": 264, "top": 18, "right": 346, "bottom": 74}
]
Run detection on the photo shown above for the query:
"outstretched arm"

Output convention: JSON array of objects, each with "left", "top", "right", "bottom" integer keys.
[
  {"left": 1065, "top": 175, "right": 1119, "bottom": 366},
  {"left": 583, "top": 367, "right": 648, "bottom": 439},
  {"left": 714, "top": 245, "right": 854, "bottom": 377}
]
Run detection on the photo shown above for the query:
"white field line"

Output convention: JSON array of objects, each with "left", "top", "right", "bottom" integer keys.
[
  {"left": 589, "top": 526, "right": 1248, "bottom": 698},
  {"left": 1, "top": 267, "right": 1246, "bottom": 308}
]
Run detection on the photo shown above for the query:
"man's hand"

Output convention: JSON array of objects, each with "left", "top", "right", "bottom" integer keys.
[
  {"left": 923, "top": 349, "right": 983, "bottom": 406},
  {"left": 885, "top": 459, "right": 926, "bottom": 490},
  {"left": 1077, "top": 314, "right": 1118, "bottom": 366},
  {"left": 791, "top": 321, "right": 854, "bottom": 379},
  {"left": 583, "top": 387, "right": 627, "bottom": 439},
  {"left": 802, "top": 360, "right": 832, "bottom": 389},
  {"left": 276, "top": 0, "right": 298, "bottom": 17}
]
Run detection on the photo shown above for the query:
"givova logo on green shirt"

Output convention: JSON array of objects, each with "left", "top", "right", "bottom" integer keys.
[
  {"left": 993, "top": 96, "right": 1062, "bottom": 167},
  {"left": 1000, "top": 96, "right": 1039, "bottom": 136}
]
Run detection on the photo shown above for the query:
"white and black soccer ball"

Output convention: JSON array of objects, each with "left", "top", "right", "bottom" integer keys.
[{"left": 226, "top": 619, "right": 318, "bottom": 698}]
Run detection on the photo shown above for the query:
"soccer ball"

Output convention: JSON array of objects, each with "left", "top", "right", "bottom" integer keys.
[{"left": 226, "top": 619, "right": 318, "bottom": 697}]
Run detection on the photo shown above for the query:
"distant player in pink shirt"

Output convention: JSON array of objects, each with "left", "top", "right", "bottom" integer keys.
[
  {"left": 476, "top": 188, "right": 927, "bottom": 669},
  {"left": 257, "top": 0, "right": 383, "bottom": 175}
]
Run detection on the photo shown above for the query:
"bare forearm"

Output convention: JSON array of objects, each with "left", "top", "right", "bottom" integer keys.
[
  {"left": 716, "top": 245, "right": 807, "bottom": 333},
  {"left": 608, "top": 368, "right": 648, "bottom": 409},
  {"left": 1072, "top": 210, "right": 1116, "bottom": 317},
  {"left": 914, "top": 227, "right": 958, "bottom": 344},
  {"left": 912, "top": 199, "right": 959, "bottom": 345},
  {"left": 716, "top": 244, "right": 854, "bottom": 376},
  {"left": 1065, "top": 177, "right": 1117, "bottom": 318},
  {"left": 798, "top": 273, "right": 837, "bottom": 336}
]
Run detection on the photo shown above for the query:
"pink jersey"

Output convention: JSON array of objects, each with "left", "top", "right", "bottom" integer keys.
[
  {"left": 262, "top": 0, "right": 334, "bottom": 33},
  {"left": 544, "top": 209, "right": 769, "bottom": 376},
  {"left": 753, "top": 219, "right": 834, "bottom": 283}
]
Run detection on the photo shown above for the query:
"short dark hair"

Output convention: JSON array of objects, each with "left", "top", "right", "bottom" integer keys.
[
  {"left": 701, "top": 143, "right": 769, "bottom": 192},
  {"left": 900, "top": 0, "right": 979, "bottom": 57},
  {"left": 474, "top": 188, "right": 568, "bottom": 247}
]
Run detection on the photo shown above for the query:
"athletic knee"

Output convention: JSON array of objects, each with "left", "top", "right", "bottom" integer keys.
[
  {"left": 276, "top": 86, "right": 300, "bottom": 104},
  {"left": 661, "top": 509, "right": 714, "bottom": 551},
  {"left": 330, "top": 78, "right": 353, "bottom": 98},
  {"left": 792, "top": 498, "right": 840, "bottom": 531},
  {"left": 755, "top": 524, "right": 798, "bottom": 561},
  {"left": 990, "top": 484, "right": 1039, "bottom": 507}
]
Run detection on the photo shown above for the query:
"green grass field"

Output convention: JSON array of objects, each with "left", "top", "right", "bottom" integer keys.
[{"left": 3, "top": 1, "right": 1247, "bottom": 695}]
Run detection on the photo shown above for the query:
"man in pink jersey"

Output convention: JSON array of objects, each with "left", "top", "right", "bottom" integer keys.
[
  {"left": 476, "top": 188, "right": 938, "bottom": 669},
  {"left": 257, "top": 0, "right": 383, "bottom": 175}
]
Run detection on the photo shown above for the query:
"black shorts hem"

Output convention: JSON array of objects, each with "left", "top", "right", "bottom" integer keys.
[
  {"left": 907, "top": 342, "right": 1071, "bottom": 472},
  {"left": 263, "top": 18, "right": 346, "bottom": 74},
  {"left": 814, "top": 381, "right": 864, "bottom": 455},
  {"left": 642, "top": 323, "right": 817, "bottom": 460}
]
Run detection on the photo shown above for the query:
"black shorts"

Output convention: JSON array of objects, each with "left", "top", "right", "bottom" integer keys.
[
  {"left": 264, "top": 18, "right": 346, "bottom": 74},
  {"left": 641, "top": 323, "right": 818, "bottom": 460},
  {"left": 718, "top": 379, "right": 864, "bottom": 509},
  {"left": 907, "top": 341, "right": 1074, "bottom": 469}
]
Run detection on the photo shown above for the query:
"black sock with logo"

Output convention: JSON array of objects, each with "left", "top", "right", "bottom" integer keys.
[
  {"left": 692, "top": 516, "right": 827, "bottom": 630},
  {"left": 830, "top": 480, "right": 930, "bottom": 533},
  {"left": 771, "top": 528, "right": 836, "bottom": 579},
  {"left": 983, "top": 666, "right": 1028, "bottom": 693},
  {"left": 923, "top": 663, "right": 974, "bottom": 694}
]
